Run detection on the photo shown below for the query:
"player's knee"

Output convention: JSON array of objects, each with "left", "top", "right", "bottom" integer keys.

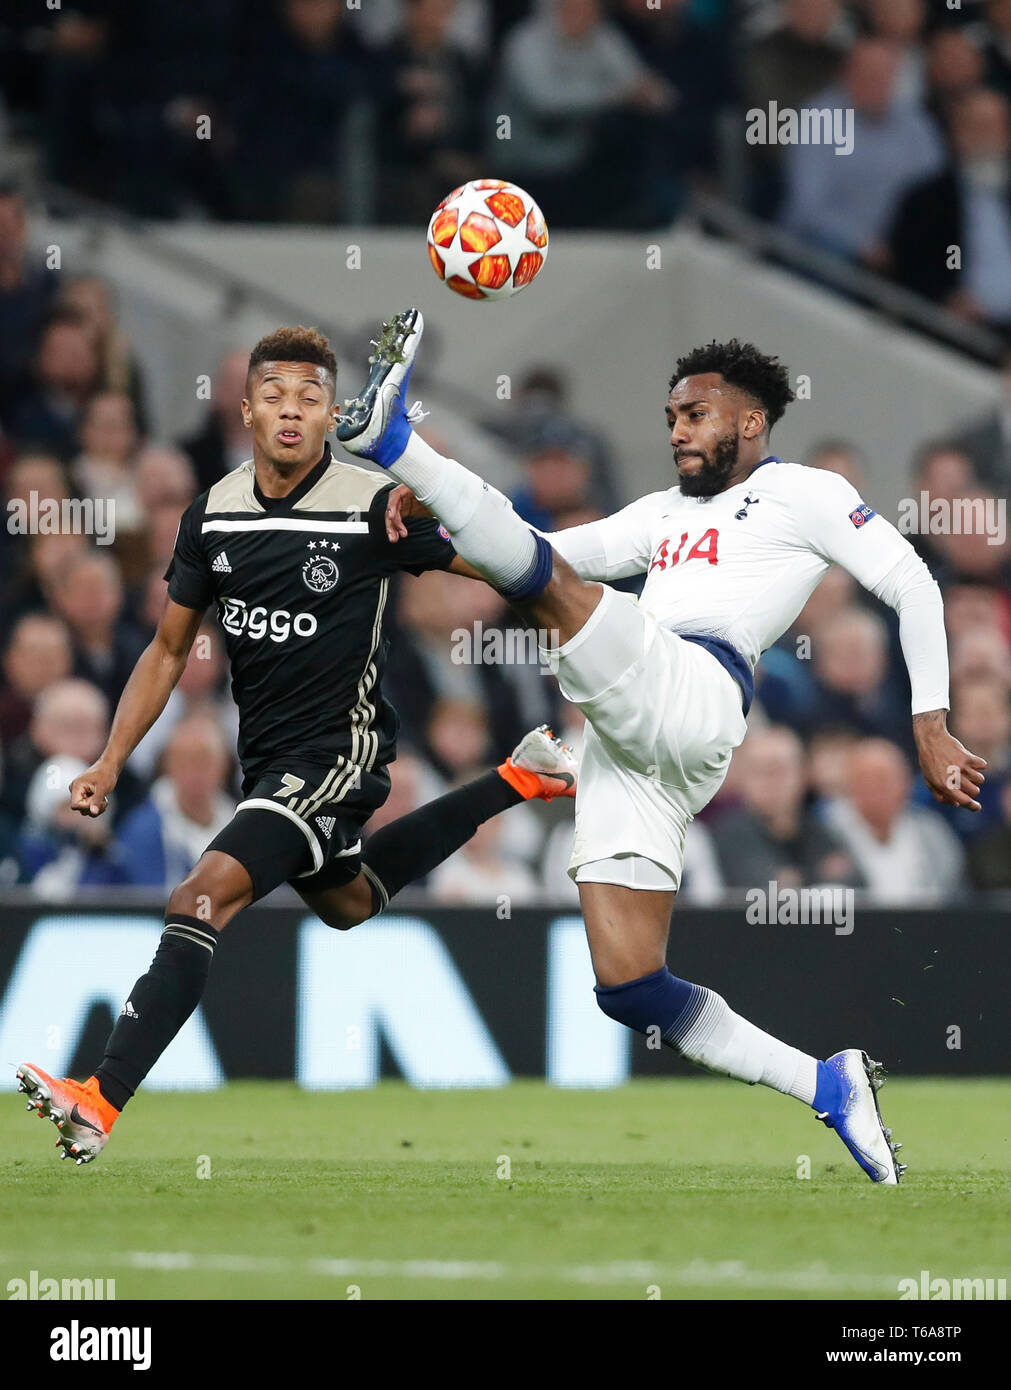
[{"left": 167, "top": 853, "right": 252, "bottom": 929}]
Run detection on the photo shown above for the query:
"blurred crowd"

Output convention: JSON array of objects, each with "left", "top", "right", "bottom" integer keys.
[
  {"left": 1, "top": 170, "right": 1010, "bottom": 907},
  {"left": 1, "top": 0, "right": 1010, "bottom": 345}
]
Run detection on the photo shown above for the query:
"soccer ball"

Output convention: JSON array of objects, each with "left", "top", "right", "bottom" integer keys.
[{"left": 426, "top": 179, "right": 549, "bottom": 302}]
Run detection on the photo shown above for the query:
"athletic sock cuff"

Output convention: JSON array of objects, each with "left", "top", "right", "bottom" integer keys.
[
  {"left": 162, "top": 914, "right": 217, "bottom": 954},
  {"left": 496, "top": 531, "right": 553, "bottom": 602}
]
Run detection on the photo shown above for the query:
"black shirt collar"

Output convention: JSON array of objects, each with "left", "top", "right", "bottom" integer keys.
[{"left": 253, "top": 440, "right": 332, "bottom": 511}]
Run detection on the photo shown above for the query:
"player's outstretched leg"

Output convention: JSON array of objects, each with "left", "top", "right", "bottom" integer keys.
[
  {"left": 299, "top": 726, "right": 577, "bottom": 929},
  {"left": 337, "top": 308, "right": 554, "bottom": 603},
  {"left": 17, "top": 852, "right": 255, "bottom": 1166},
  {"left": 584, "top": 882, "right": 904, "bottom": 1185}
]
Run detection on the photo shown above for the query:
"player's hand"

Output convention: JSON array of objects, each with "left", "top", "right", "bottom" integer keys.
[
  {"left": 913, "top": 712, "right": 986, "bottom": 812},
  {"left": 384, "top": 484, "right": 432, "bottom": 542},
  {"left": 69, "top": 761, "right": 117, "bottom": 818}
]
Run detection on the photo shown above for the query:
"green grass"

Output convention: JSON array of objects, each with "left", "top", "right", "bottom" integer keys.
[{"left": 2, "top": 1080, "right": 1008, "bottom": 1300}]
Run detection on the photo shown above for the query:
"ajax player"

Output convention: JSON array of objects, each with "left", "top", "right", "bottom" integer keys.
[
  {"left": 16, "top": 324, "right": 577, "bottom": 1164},
  {"left": 338, "top": 311, "right": 986, "bottom": 1184}
]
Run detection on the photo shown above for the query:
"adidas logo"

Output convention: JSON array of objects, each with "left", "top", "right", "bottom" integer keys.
[
  {"left": 212, "top": 551, "right": 232, "bottom": 574},
  {"left": 317, "top": 816, "right": 336, "bottom": 840},
  {"left": 120, "top": 999, "right": 139, "bottom": 1019}
]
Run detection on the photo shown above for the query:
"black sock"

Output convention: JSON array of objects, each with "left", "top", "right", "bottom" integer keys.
[
  {"left": 362, "top": 770, "right": 523, "bottom": 910},
  {"left": 94, "top": 915, "right": 216, "bottom": 1111}
]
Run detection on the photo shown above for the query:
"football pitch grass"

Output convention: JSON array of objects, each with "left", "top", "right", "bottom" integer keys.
[{"left": 2, "top": 1078, "right": 1008, "bottom": 1301}]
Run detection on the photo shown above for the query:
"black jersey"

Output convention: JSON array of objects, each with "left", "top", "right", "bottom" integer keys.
[{"left": 164, "top": 442, "right": 455, "bottom": 780}]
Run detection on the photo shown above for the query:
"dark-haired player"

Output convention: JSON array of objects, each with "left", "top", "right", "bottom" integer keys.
[
  {"left": 16, "top": 324, "right": 577, "bottom": 1164},
  {"left": 339, "top": 310, "right": 987, "bottom": 1185}
]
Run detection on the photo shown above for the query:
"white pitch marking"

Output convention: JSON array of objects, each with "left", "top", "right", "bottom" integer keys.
[{"left": 1, "top": 1250, "right": 912, "bottom": 1293}]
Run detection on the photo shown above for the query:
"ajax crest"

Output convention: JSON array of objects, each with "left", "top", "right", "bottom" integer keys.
[{"left": 302, "top": 554, "right": 340, "bottom": 593}]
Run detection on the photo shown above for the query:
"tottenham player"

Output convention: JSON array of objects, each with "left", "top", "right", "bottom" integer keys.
[
  {"left": 16, "top": 324, "right": 577, "bottom": 1164},
  {"left": 339, "top": 310, "right": 987, "bottom": 1185}
]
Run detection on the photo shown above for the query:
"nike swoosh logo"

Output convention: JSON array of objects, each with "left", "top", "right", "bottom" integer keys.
[
  {"left": 70, "top": 1104, "right": 103, "bottom": 1134},
  {"left": 548, "top": 772, "right": 575, "bottom": 789}
]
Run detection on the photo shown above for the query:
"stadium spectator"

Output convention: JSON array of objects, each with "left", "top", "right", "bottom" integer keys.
[
  {"left": 56, "top": 275, "right": 148, "bottom": 427},
  {"left": 384, "top": 565, "right": 529, "bottom": 759},
  {"left": 713, "top": 725, "right": 861, "bottom": 890},
  {"left": 134, "top": 445, "right": 198, "bottom": 517},
  {"left": 0, "top": 677, "right": 141, "bottom": 832},
  {"left": 611, "top": 0, "right": 736, "bottom": 222},
  {"left": 128, "top": 622, "right": 237, "bottom": 782},
  {"left": 805, "top": 438, "right": 869, "bottom": 494},
  {"left": 808, "top": 606, "right": 912, "bottom": 750},
  {"left": 425, "top": 695, "right": 491, "bottom": 782},
  {"left": 982, "top": 0, "right": 1011, "bottom": 100},
  {"left": 821, "top": 737, "right": 966, "bottom": 901},
  {"left": 374, "top": 0, "right": 487, "bottom": 225},
  {"left": 967, "top": 777, "right": 1011, "bottom": 888},
  {"left": 756, "top": 565, "right": 854, "bottom": 728},
  {"left": 428, "top": 805, "right": 539, "bottom": 904},
  {"left": 48, "top": 551, "right": 148, "bottom": 710},
  {"left": 0, "top": 450, "right": 71, "bottom": 606},
  {"left": 484, "top": 367, "right": 620, "bottom": 512},
  {"left": 915, "top": 675, "right": 1011, "bottom": 841},
  {"left": 888, "top": 87, "right": 1011, "bottom": 331},
  {"left": 928, "top": 499, "right": 1011, "bottom": 587},
  {"left": 924, "top": 26, "right": 986, "bottom": 124},
  {"left": 17, "top": 753, "right": 128, "bottom": 895},
  {"left": 179, "top": 349, "right": 254, "bottom": 491},
  {"left": 491, "top": 0, "right": 674, "bottom": 227},
  {"left": 71, "top": 391, "right": 144, "bottom": 534},
  {"left": 0, "top": 613, "right": 73, "bottom": 746},
  {"left": 229, "top": 0, "right": 375, "bottom": 222},
  {"left": 957, "top": 346, "right": 1011, "bottom": 496},
  {"left": 114, "top": 714, "right": 235, "bottom": 889},
  {"left": 0, "top": 182, "right": 56, "bottom": 389},
  {"left": 743, "top": 0, "right": 851, "bottom": 124},
  {"left": 903, "top": 440, "right": 980, "bottom": 568},
  {"left": 511, "top": 434, "right": 595, "bottom": 532},
  {"left": 1, "top": 309, "right": 101, "bottom": 457},
  {"left": 864, "top": 0, "right": 927, "bottom": 108},
  {"left": 779, "top": 37, "right": 944, "bottom": 266}
]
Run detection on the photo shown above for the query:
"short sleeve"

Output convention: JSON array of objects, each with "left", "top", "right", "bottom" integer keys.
[
  {"left": 368, "top": 484, "right": 456, "bottom": 576},
  {"left": 163, "top": 498, "right": 213, "bottom": 610}
]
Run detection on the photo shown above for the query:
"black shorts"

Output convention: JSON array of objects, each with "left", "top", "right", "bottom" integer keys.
[{"left": 207, "top": 757, "right": 391, "bottom": 901}]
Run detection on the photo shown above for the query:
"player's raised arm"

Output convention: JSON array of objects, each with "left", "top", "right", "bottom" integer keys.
[
  {"left": 69, "top": 598, "right": 205, "bottom": 818},
  {"left": 797, "top": 470, "right": 986, "bottom": 812}
]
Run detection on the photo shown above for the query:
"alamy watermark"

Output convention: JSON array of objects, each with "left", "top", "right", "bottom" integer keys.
[
  {"left": 7, "top": 1270, "right": 115, "bottom": 1299},
  {"left": 745, "top": 880, "right": 854, "bottom": 936},
  {"left": 896, "top": 493, "right": 1006, "bottom": 546},
  {"left": 745, "top": 102, "right": 854, "bottom": 157},
  {"left": 450, "top": 621, "right": 560, "bottom": 674},
  {"left": 7, "top": 493, "right": 116, "bottom": 546},
  {"left": 898, "top": 1270, "right": 1006, "bottom": 1300}
]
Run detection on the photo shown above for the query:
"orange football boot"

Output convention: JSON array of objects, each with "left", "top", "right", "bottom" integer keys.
[{"left": 16, "top": 1063, "right": 119, "bottom": 1166}]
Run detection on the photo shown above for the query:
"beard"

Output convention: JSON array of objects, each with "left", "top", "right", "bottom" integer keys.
[{"left": 675, "top": 432, "right": 740, "bottom": 497}]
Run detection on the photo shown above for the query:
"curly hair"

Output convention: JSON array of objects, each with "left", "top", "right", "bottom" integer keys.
[
  {"left": 670, "top": 339, "right": 795, "bottom": 429},
  {"left": 247, "top": 325, "right": 337, "bottom": 394}
]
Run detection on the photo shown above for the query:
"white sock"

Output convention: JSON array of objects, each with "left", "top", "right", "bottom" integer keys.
[
  {"left": 390, "top": 432, "right": 540, "bottom": 592},
  {"left": 672, "top": 989, "right": 817, "bottom": 1104}
]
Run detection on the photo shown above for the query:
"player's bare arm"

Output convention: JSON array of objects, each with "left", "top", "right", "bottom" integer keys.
[
  {"left": 912, "top": 707, "right": 986, "bottom": 812},
  {"left": 69, "top": 598, "right": 204, "bottom": 818}
]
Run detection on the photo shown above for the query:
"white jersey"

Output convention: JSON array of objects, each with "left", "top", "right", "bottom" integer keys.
[{"left": 545, "top": 458, "right": 949, "bottom": 714}]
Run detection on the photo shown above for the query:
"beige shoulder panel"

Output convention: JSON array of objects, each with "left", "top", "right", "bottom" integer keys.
[
  {"left": 296, "top": 459, "right": 389, "bottom": 514},
  {"left": 205, "top": 461, "right": 261, "bottom": 514}
]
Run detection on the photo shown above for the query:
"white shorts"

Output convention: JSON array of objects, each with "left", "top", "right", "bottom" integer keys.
[{"left": 542, "top": 586, "right": 749, "bottom": 890}]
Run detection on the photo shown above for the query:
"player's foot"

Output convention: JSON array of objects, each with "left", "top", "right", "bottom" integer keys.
[
  {"left": 499, "top": 725, "right": 578, "bottom": 802},
  {"left": 16, "top": 1063, "right": 118, "bottom": 1166},
  {"left": 814, "top": 1049, "right": 905, "bottom": 1185},
  {"left": 336, "top": 308, "right": 424, "bottom": 468}
]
